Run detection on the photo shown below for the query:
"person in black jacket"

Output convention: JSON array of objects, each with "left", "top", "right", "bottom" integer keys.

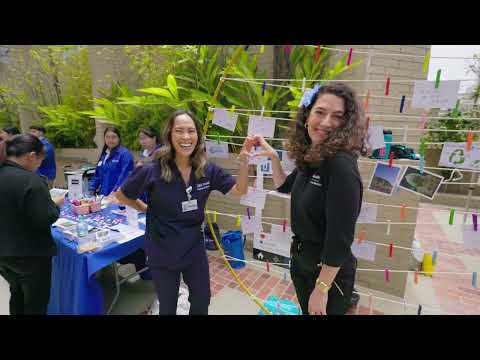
[
  {"left": 251, "top": 83, "right": 368, "bottom": 315},
  {"left": 0, "top": 134, "right": 65, "bottom": 315}
]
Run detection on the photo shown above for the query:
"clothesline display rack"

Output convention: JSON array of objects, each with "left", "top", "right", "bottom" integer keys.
[{"left": 203, "top": 45, "right": 479, "bottom": 315}]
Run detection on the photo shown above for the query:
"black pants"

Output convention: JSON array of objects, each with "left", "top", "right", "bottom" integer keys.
[
  {"left": 149, "top": 249, "right": 211, "bottom": 315},
  {"left": 0, "top": 256, "right": 52, "bottom": 315},
  {"left": 290, "top": 239, "right": 357, "bottom": 315}
]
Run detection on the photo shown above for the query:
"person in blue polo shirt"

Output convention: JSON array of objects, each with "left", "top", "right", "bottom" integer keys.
[
  {"left": 90, "top": 126, "right": 134, "bottom": 196},
  {"left": 29, "top": 125, "right": 56, "bottom": 188},
  {"left": 115, "top": 109, "right": 252, "bottom": 315}
]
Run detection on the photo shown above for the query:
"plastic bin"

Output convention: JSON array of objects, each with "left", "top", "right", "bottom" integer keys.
[{"left": 221, "top": 231, "right": 245, "bottom": 269}]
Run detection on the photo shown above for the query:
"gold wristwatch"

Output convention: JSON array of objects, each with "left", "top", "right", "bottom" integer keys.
[{"left": 315, "top": 279, "right": 331, "bottom": 293}]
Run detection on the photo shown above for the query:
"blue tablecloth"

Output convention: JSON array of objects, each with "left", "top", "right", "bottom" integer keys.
[{"left": 47, "top": 205, "right": 145, "bottom": 315}]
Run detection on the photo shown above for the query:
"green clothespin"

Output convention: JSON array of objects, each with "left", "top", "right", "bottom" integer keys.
[
  {"left": 435, "top": 69, "right": 441, "bottom": 89},
  {"left": 419, "top": 138, "right": 426, "bottom": 157},
  {"left": 449, "top": 208, "right": 455, "bottom": 225},
  {"left": 453, "top": 99, "right": 460, "bottom": 117}
]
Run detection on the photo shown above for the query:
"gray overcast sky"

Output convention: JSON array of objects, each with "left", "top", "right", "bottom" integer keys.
[{"left": 427, "top": 45, "right": 480, "bottom": 93}]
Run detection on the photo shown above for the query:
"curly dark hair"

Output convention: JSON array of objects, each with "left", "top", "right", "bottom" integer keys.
[{"left": 286, "top": 82, "right": 368, "bottom": 170}]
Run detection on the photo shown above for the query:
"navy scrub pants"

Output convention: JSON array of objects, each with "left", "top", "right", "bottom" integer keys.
[{"left": 149, "top": 248, "right": 211, "bottom": 315}]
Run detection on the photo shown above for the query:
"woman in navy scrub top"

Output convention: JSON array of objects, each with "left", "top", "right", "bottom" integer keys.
[
  {"left": 116, "top": 110, "right": 252, "bottom": 315},
  {"left": 251, "top": 83, "right": 368, "bottom": 315},
  {"left": 90, "top": 126, "right": 134, "bottom": 196}
]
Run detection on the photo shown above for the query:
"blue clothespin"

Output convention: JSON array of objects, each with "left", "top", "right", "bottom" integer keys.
[
  {"left": 432, "top": 251, "right": 438, "bottom": 266},
  {"left": 473, "top": 272, "right": 478, "bottom": 288},
  {"left": 399, "top": 95, "right": 406, "bottom": 113},
  {"left": 262, "top": 81, "right": 267, "bottom": 97}
]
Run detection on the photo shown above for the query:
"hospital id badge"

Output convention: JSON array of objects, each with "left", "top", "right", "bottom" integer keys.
[{"left": 182, "top": 199, "right": 198, "bottom": 212}]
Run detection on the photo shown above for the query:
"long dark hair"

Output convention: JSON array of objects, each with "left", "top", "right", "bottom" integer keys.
[
  {"left": 0, "top": 134, "right": 45, "bottom": 166},
  {"left": 286, "top": 82, "right": 367, "bottom": 170},
  {"left": 154, "top": 109, "right": 207, "bottom": 182},
  {"left": 100, "top": 126, "right": 122, "bottom": 157},
  {"left": 138, "top": 127, "right": 161, "bottom": 146}
]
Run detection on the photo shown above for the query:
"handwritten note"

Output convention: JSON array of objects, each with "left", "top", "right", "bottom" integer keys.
[
  {"left": 367, "top": 126, "right": 385, "bottom": 151},
  {"left": 240, "top": 186, "right": 267, "bottom": 209},
  {"left": 357, "top": 203, "right": 378, "bottom": 224},
  {"left": 438, "top": 142, "right": 480, "bottom": 171},
  {"left": 462, "top": 225, "right": 480, "bottom": 250},
  {"left": 351, "top": 240, "right": 377, "bottom": 262},
  {"left": 212, "top": 109, "right": 238, "bottom": 132},
  {"left": 205, "top": 141, "right": 230, "bottom": 159},
  {"left": 411, "top": 80, "right": 460, "bottom": 110},
  {"left": 241, "top": 215, "right": 262, "bottom": 235},
  {"left": 247, "top": 115, "right": 276, "bottom": 138}
]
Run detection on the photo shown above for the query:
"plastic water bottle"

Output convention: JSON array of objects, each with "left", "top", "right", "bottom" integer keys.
[{"left": 76, "top": 215, "right": 89, "bottom": 237}]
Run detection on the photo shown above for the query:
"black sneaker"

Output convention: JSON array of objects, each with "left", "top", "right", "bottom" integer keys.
[{"left": 350, "top": 290, "right": 360, "bottom": 307}]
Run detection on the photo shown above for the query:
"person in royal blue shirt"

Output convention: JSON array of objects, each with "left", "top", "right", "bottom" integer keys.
[
  {"left": 90, "top": 126, "right": 134, "bottom": 196},
  {"left": 115, "top": 109, "right": 252, "bottom": 315},
  {"left": 136, "top": 127, "right": 162, "bottom": 204},
  {"left": 29, "top": 125, "right": 56, "bottom": 188}
]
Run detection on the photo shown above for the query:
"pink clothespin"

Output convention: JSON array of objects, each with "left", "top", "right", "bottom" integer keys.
[{"left": 385, "top": 268, "right": 390, "bottom": 282}]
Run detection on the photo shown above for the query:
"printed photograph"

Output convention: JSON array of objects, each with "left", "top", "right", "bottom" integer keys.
[
  {"left": 398, "top": 166, "right": 444, "bottom": 200},
  {"left": 368, "top": 162, "right": 403, "bottom": 196}
]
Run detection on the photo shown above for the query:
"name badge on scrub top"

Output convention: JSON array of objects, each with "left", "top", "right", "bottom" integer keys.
[
  {"left": 182, "top": 185, "right": 198, "bottom": 212},
  {"left": 182, "top": 199, "right": 198, "bottom": 212}
]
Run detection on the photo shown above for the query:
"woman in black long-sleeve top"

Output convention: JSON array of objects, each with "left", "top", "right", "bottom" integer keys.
[
  {"left": 0, "top": 134, "right": 65, "bottom": 315},
  {"left": 251, "top": 83, "right": 368, "bottom": 315}
]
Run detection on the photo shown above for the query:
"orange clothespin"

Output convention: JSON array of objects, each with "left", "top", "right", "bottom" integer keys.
[
  {"left": 266, "top": 261, "right": 270, "bottom": 273},
  {"left": 314, "top": 45, "right": 321, "bottom": 63},
  {"left": 388, "top": 150, "right": 394, "bottom": 167},
  {"left": 400, "top": 204, "right": 407, "bottom": 220},
  {"left": 467, "top": 131, "right": 474, "bottom": 151},
  {"left": 358, "top": 227, "right": 366, "bottom": 243},
  {"left": 414, "top": 270, "right": 419, "bottom": 285},
  {"left": 385, "top": 75, "right": 391, "bottom": 96},
  {"left": 364, "top": 90, "right": 370, "bottom": 112}
]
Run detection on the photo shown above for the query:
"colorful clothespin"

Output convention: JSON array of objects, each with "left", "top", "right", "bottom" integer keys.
[
  {"left": 284, "top": 45, "right": 292, "bottom": 56},
  {"left": 364, "top": 90, "right": 370, "bottom": 112},
  {"left": 453, "top": 99, "right": 461, "bottom": 117},
  {"left": 432, "top": 251, "right": 438, "bottom": 266},
  {"left": 282, "top": 219, "right": 287, "bottom": 232},
  {"left": 435, "top": 69, "right": 441, "bottom": 89},
  {"left": 358, "top": 227, "right": 365, "bottom": 243},
  {"left": 467, "top": 131, "right": 474, "bottom": 152},
  {"left": 419, "top": 112, "right": 428, "bottom": 135},
  {"left": 346, "top": 48, "right": 353, "bottom": 65},
  {"left": 314, "top": 45, "right": 321, "bottom": 62},
  {"left": 422, "top": 50, "right": 431, "bottom": 75},
  {"left": 213, "top": 210, "right": 217, "bottom": 223},
  {"left": 266, "top": 261, "right": 270, "bottom": 273},
  {"left": 419, "top": 138, "right": 426, "bottom": 157},
  {"left": 262, "top": 81, "right": 267, "bottom": 97},
  {"left": 417, "top": 304, "right": 422, "bottom": 315},
  {"left": 414, "top": 270, "right": 419, "bottom": 285},
  {"left": 385, "top": 268, "right": 390, "bottom": 282},
  {"left": 386, "top": 220, "right": 391, "bottom": 236},
  {"left": 419, "top": 155, "right": 425, "bottom": 174},
  {"left": 229, "top": 105, "right": 235, "bottom": 113},
  {"left": 473, "top": 272, "right": 478, "bottom": 288},
  {"left": 385, "top": 76, "right": 391, "bottom": 96},
  {"left": 449, "top": 208, "right": 455, "bottom": 225},
  {"left": 473, "top": 213, "right": 478, "bottom": 231},
  {"left": 388, "top": 150, "right": 394, "bottom": 167},
  {"left": 379, "top": 147, "right": 386, "bottom": 158},
  {"left": 236, "top": 215, "right": 241, "bottom": 228},
  {"left": 399, "top": 95, "right": 406, "bottom": 113},
  {"left": 246, "top": 207, "right": 251, "bottom": 220},
  {"left": 389, "top": 242, "right": 394, "bottom": 257},
  {"left": 400, "top": 204, "right": 407, "bottom": 220}
]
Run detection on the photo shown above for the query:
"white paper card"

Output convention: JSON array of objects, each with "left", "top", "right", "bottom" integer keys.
[
  {"left": 357, "top": 203, "right": 378, "bottom": 224},
  {"left": 351, "top": 241, "right": 377, "bottom": 262},
  {"left": 110, "top": 223, "right": 145, "bottom": 243},
  {"left": 247, "top": 115, "right": 276, "bottom": 138},
  {"left": 267, "top": 190, "right": 291, "bottom": 200},
  {"left": 240, "top": 186, "right": 267, "bottom": 209},
  {"left": 205, "top": 141, "right": 230, "bottom": 159},
  {"left": 50, "top": 188, "right": 69, "bottom": 199},
  {"left": 212, "top": 109, "right": 238, "bottom": 132},
  {"left": 411, "top": 80, "right": 460, "bottom": 110},
  {"left": 253, "top": 231, "right": 290, "bottom": 258},
  {"left": 241, "top": 215, "right": 262, "bottom": 235},
  {"left": 270, "top": 224, "right": 294, "bottom": 258},
  {"left": 438, "top": 142, "right": 480, "bottom": 171},
  {"left": 462, "top": 225, "right": 480, "bottom": 250},
  {"left": 367, "top": 126, "right": 385, "bottom": 151},
  {"left": 67, "top": 174, "right": 84, "bottom": 200}
]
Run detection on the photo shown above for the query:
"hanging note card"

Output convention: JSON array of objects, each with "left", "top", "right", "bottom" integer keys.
[
  {"left": 212, "top": 108, "right": 238, "bottom": 132},
  {"left": 411, "top": 80, "right": 460, "bottom": 110}
]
